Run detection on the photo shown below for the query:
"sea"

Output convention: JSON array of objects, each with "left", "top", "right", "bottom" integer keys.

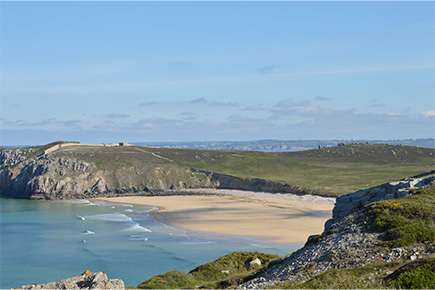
[{"left": 0, "top": 197, "right": 303, "bottom": 288}]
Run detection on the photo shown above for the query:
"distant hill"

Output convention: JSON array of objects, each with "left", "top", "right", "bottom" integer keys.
[{"left": 134, "top": 138, "right": 435, "bottom": 151}]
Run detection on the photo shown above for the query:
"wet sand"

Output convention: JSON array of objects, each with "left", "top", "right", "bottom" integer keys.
[{"left": 97, "top": 190, "right": 335, "bottom": 243}]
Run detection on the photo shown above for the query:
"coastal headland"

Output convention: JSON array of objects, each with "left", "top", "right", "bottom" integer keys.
[
  {"left": 97, "top": 189, "right": 335, "bottom": 243},
  {"left": 1, "top": 141, "right": 434, "bottom": 200}
]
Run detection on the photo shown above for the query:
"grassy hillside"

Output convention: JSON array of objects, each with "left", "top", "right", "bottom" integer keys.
[
  {"left": 274, "top": 258, "right": 435, "bottom": 289},
  {"left": 42, "top": 143, "right": 435, "bottom": 197},
  {"left": 146, "top": 144, "right": 434, "bottom": 196},
  {"left": 137, "top": 252, "right": 279, "bottom": 289}
]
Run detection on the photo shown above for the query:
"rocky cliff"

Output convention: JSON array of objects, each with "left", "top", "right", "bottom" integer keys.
[{"left": 0, "top": 146, "right": 306, "bottom": 200}]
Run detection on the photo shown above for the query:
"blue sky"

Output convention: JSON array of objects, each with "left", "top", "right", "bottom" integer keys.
[{"left": 1, "top": 1, "right": 434, "bottom": 146}]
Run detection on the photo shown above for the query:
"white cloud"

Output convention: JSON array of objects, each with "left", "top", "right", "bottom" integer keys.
[
  {"left": 1, "top": 118, "right": 83, "bottom": 131},
  {"left": 423, "top": 110, "right": 435, "bottom": 118}
]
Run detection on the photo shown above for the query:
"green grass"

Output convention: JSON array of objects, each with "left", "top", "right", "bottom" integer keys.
[
  {"left": 388, "top": 257, "right": 435, "bottom": 289},
  {"left": 168, "top": 145, "right": 434, "bottom": 196},
  {"left": 273, "top": 258, "right": 435, "bottom": 289},
  {"left": 137, "top": 252, "right": 279, "bottom": 289},
  {"left": 367, "top": 184, "right": 435, "bottom": 248},
  {"left": 273, "top": 262, "right": 401, "bottom": 289}
]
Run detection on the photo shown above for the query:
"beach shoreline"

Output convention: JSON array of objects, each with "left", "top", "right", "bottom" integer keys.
[{"left": 96, "top": 189, "right": 335, "bottom": 244}]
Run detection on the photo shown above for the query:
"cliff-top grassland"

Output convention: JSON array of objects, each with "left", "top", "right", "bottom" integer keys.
[{"left": 1, "top": 141, "right": 434, "bottom": 199}]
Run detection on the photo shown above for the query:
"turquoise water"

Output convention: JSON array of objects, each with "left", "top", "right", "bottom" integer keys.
[{"left": 0, "top": 198, "right": 301, "bottom": 288}]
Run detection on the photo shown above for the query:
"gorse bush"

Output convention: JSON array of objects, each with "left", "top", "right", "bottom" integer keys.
[
  {"left": 388, "top": 257, "right": 435, "bottom": 289},
  {"left": 393, "top": 267, "right": 435, "bottom": 289}
]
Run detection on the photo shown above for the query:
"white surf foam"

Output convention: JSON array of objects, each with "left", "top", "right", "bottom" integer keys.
[
  {"left": 64, "top": 199, "right": 91, "bottom": 204},
  {"left": 129, "top": 236, "right": 149, "bottom": 242},
  {"left": 123, "top": 224, "right": 152, "bottom": 233},
  {"left": 86, "top": 213, "right": 133, "bottom": 223},
  {"left": 181, "top": 240, "right": 216, "bottom": 245}
]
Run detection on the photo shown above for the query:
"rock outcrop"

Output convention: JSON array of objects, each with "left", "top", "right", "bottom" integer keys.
[
  {"left": 0, "top": 147, "right": 35, "bottom": 168},
  {"left": 14, "top": 271, "right": 124, "bottom": 290},
  {"left": 325, "top": 171, "right": 435, "bottom": 231},
  {"left": 0, "top": 153, "right": 106, "bottom": 199},
  {"left": 238, "top": 171, "right": 435, "bottom": 289}
]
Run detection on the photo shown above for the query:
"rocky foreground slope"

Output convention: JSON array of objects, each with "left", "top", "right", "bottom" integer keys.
[{"left": 238, "top": 171, "right": 435, "bottom": 289}]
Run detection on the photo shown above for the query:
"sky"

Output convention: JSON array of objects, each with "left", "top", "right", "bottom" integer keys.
[{"left": 0, "top": 1, "right": 434, "bottom": 146}]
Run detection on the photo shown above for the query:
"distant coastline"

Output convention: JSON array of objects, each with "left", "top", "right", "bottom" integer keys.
[{"left": 133, "top": 138, "right": 435, "bottom": 151}]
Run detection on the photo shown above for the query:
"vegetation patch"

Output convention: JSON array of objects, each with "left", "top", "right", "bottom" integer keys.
[
  {"left": 137, "top": 252, "right": 279, "bottom": 289},
  {"left": 166, "top": 144, "right": 434, "bottom": 196},
  {"left": 273, "top": 262, "right": 403, "bottom": 289},
  {"left": 367, "top": 184, "right": 435, "bottom": 248},
  {"left": 272, "top": 257, "right": 435, "bottom": 289},
  {"left": 384, "top": 257, "right": 435, "bottom": 289}
]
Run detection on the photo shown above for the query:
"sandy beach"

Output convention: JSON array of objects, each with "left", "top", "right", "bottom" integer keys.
[{"left": 97, "top": 190, "right": 335, "bottom": 244}]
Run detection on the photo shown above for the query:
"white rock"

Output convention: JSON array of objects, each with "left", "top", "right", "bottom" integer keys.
[{"left": 249, "top": 258, "right": 262, "bottom": 268}]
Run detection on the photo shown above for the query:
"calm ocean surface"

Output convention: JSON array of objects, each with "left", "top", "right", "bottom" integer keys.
[{"left": 0, "top": 197, "right": 302, "bottom": 288}]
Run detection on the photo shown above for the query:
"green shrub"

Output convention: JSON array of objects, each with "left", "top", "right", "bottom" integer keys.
[
  {"left": 388, "top": 258, "right": 435, "bottom": 289},
  {"left": 137, "top": 270, "right": 196, "bottom": 289},
  {"left": 273, "top": 262, "right": 399, "bottom": 289},
  {"left": 367, "top": 185, "right": 435, "bottom": 248}
]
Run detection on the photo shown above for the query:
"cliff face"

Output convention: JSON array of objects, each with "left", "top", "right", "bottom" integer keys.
[
  {"left": 1, "top": 158, "right": 106, "bottom": 199},
  {"left": 0, "top": 149, "right": 212, "bottom": 199}
]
